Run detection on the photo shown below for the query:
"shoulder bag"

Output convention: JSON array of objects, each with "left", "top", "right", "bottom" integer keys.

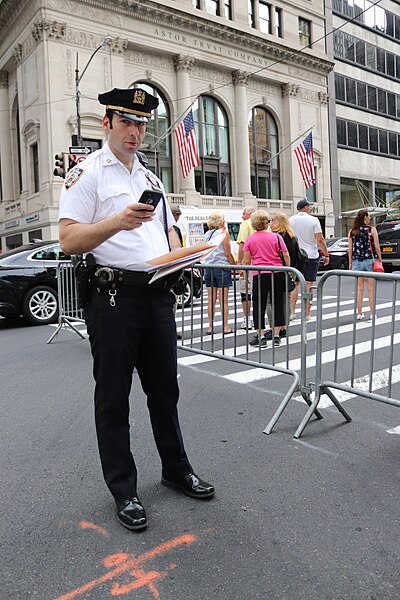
[
  {"left": 276, "top": 234, "right": 295, "bottom": 292},
  {"left": 368, "top": 230, "right": 384, "bottom": 272}
]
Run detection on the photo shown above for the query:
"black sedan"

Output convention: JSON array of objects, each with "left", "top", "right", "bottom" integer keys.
[
  {"left": 0, "top": 241, "right": 70, "bottom": 325},
  {"left": 318, "top": 237, "right": 349, "bottom": 271},
  {"left": 0, "top": 241, "right": 203, "bottom": 325}
]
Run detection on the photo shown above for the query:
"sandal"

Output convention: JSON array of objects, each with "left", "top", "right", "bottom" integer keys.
[{"left": 224, "top": 328, "right": 233, "bottom": 334}]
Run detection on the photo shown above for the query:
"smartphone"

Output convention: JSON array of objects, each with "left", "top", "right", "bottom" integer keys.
[{"left": 138, "top": 189, "right": 163, "bottom": 209}]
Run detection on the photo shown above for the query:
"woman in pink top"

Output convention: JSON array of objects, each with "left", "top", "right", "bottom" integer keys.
[{"left": 243, "top": 210, "right": 290, "bottom": 348}]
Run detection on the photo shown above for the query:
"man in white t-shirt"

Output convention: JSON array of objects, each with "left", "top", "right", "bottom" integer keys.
[{"left": 289, "top": 199, "right": 329, "bottom": 319}]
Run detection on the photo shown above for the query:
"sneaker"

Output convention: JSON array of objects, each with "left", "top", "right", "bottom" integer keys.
[
  {"left": 249, "top": 334, "right": 260, "bottom": 346},
  {"left": 264, "top": 329, "right": 273, "bottom": 340},
  {"left": 240, "top": 318, "right": 252, "bottom": 330},
  {"left": 306, "top": 315, "right": 310, "bottom": 322},
  {"left": 356, "top": 313, "right": 364, "bottom": 320},
  {"left": 273, "top": 336, "right": 281, "bottom": 347},
  {"left": 279, "top": 329, "right": 287, "bottom": 338},
  {"left": 249, "top": 335, "right": 267, "bottom": 347},
  {"left": 290, "top": 314, "right": 296, "bottom": 321}
]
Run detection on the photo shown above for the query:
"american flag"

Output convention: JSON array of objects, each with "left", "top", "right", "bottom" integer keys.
[
  {"left": 294, "top": 132, "right": 315, "bottom": 189},
  {"left": 174, "top": 109, "right": 200, "bottom": 178}
]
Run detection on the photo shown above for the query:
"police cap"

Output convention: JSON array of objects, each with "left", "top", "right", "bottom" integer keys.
[{"left": 98, "top": 87, "right": 159, "bottom": 122}]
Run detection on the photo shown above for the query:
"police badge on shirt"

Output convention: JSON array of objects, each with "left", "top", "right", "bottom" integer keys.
[
  {"left": 64, "top": 167, "right": 85, "bottom": 190},
  {"left": 145, "top": 171, "right": 162, "bottom": 191}
]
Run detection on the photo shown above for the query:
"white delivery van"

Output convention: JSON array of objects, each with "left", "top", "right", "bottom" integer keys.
[{"left": 176, "top": 206, "right": 243, "bottom": 260}]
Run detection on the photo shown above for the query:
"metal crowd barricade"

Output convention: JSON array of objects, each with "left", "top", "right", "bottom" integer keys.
[
  {"left": 46, "top": 261, "right": 86, "bottom": 344},
  {"left": 177, "top": 263, "right": 323, "bottom": 433},
  {"left": 294, "top": 269, "right": 400, "bottom": 438}
]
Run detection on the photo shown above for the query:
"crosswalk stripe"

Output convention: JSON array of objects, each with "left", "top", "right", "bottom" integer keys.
[{"left": 224, "top": 331, "right": 400, "bottom": 384}]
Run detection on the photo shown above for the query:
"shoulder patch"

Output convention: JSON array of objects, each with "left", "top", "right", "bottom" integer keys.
[{"left": 64, "top": 167, "right": 84, "bottom": 190}]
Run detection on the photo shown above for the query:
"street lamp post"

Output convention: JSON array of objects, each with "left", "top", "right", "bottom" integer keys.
[{"left": 75, "top": 35, "right": 112, "bottom": 146}]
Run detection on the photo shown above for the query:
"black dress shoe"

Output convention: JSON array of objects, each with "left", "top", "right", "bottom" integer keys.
[
  {"left": 116, "top": 497, "right": 147, "bottom": 531},
  {"left": 161, "top": 473, "right": 215, "bottom": 499}
]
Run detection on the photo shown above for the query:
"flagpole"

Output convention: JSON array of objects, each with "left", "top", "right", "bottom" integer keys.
[
  {"left": 148, "top": 101, "right": 196, "bottom": 152},
  {"left": 261, "top": 126, "right": 314, "bottom": 166}
]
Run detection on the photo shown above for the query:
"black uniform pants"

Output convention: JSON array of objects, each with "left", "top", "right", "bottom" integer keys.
[{"left": 85, "top": 283, "right": 192, "bottom": 502}]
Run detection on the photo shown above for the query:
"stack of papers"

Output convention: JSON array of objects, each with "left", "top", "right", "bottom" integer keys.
[{"left": 147, "top": 231, "right": 225, "bottom": 283}]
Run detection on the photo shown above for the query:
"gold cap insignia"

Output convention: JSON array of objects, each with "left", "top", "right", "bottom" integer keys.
[{"left": 133, "top": 90, "right": 146, "bottom": 105}]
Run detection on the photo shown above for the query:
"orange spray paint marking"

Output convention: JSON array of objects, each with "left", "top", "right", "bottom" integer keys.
[
  {"left": 55, "top": 533, "right": 197, "bottom": 600},
  {"left": 79, "top": 521, "right": 109, "bottom": 537}
]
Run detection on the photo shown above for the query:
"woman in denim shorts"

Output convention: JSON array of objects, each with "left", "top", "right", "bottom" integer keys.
[
  {"left": 203, "top": 211, "right": 236, "bottom": 334},
  {"left": 348, "top": 209, "right": 382, "bottom": 320}
]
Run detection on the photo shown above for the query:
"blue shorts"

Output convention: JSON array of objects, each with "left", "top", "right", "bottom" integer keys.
[
  {"left": 304, "top": 258, "right": 320, "bottom": 282},
  {"left": 204, "top": 267, "right": 232, "bottom": 288},
  {"left": 352, "top": 259, "right": 374, "bottom": 272}
]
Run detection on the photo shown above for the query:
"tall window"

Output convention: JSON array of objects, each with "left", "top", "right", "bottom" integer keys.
[
  {"left": 192, "top": 96, "right": 231, "bottom": 196},
  {"left": 275, "top": 8, "right": 282, "bottom": 37},
  {"left": 203, "top": 0, "right": 231, "bottom": 17},
  {"left": 299, "top": 17, "right": 311, "bottom": 47},
  {"left": 131, "top": 83, "right": 173, "bottom": 193},
  {"left": 259, "top": 2, "right": 272, "bottom": 34},
  {"left": 31, "top": 143, "right": 39, "bottom": 193},
  {"left": 248, "top": 0, "right": 255, "bottom": 27},
  {"left": 205, "top": 0, "right": 219, "bottom": 15},
  {"left": 248, "top": 107, "right": 280, "bottom": 199}
]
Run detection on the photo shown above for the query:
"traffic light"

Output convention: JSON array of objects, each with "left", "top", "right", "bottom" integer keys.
[{"left": 54, "top": 153, "right": 66, "bottom": 178}]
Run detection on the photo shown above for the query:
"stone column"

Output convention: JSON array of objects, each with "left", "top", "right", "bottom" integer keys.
[
  {"left": 0, "top": 72, "right": 14, "bottom": 202},
  {"left": 281, "top": 82, "right": 300, "bottom": 205},
  {"left": 173, "top": 54, "right": 200, "bottom": 204},
  {"left": 232, "top": 70, "right": 253, "bottom": 200}
]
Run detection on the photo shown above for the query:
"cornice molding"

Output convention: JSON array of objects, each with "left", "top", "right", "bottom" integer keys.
[{"left": 0, "top": 0, "right": 334, "bottom": 76}]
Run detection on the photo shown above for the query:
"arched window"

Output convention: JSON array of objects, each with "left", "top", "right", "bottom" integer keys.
[
  {"left": 131, "top": 82, "right": 173, "bottom": 193},
  {"left": 192, "top": 95, "right": 231, "bottom": 196},
  {"left": 248, "top": 107, "right": 280, "bottom": 199}
]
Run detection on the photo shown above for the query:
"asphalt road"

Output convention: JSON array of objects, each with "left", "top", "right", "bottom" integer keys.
[{"left": 2, "top": 275, "right": 400, "bottom": 600}]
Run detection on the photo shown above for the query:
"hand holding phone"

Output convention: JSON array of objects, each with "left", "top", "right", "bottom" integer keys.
[{"left": 138, "top": 189, "right": 163, "bottom": 209}]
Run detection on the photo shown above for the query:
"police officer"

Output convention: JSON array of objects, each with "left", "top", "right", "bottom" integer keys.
[{"left": 58, "top": 87, "right": 214, "bottom": 531}]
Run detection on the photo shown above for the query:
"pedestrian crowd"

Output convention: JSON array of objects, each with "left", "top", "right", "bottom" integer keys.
[
  {"left": 199, "top": 201, "right": 382, "bottom": 348},
  {"left": 202, "top": 199, "right": 329, "bottom": 348}
]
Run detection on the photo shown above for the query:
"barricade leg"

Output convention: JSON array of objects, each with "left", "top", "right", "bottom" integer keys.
[{"left": 47, "top": 316, "right": 86, "bottom": 343}]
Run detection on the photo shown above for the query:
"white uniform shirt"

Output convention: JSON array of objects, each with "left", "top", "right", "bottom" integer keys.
[
  {"left": 289, "top": 211, "right": 322, "bottom": 259},
  {"left": 58, "top": 142, "right": 174, "bottom": 271}
]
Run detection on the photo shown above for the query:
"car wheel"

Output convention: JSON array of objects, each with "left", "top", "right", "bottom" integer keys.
[
  {"left": 175, "top": 276, "right": 192, "bottom": 308},
  {"left": 339, "top": 257, "right": 348, "bottom": 270},
  {"left": 22, "top": 286, "right": 59, "bottom": 325}
]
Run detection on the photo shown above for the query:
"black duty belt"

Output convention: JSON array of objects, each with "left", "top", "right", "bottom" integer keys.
[{"left": 94, "top": 265, "right": 171, "bottom": 290}]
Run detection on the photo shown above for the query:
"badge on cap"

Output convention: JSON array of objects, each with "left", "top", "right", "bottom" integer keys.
[{"left": 133, "top": 90, "right": 146, "bottom": 105}]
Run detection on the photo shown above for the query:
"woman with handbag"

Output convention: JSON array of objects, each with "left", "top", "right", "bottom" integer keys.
[
  {"left": 243, "top": 210, "right": 290, "bottom": 348},
  {"left": 348, "top": 209, "right": 383, "bottom": 320},
  {"left": 269, "top": 213, "right": 298, "bottom": 338}
]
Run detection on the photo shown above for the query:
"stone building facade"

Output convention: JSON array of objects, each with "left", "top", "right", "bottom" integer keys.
[
  {"left": 326, "top": 0, "right": 400, "bottom": 234},
  {"left": 0, "top": 0, "right": 334, "bottom": 250}
]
